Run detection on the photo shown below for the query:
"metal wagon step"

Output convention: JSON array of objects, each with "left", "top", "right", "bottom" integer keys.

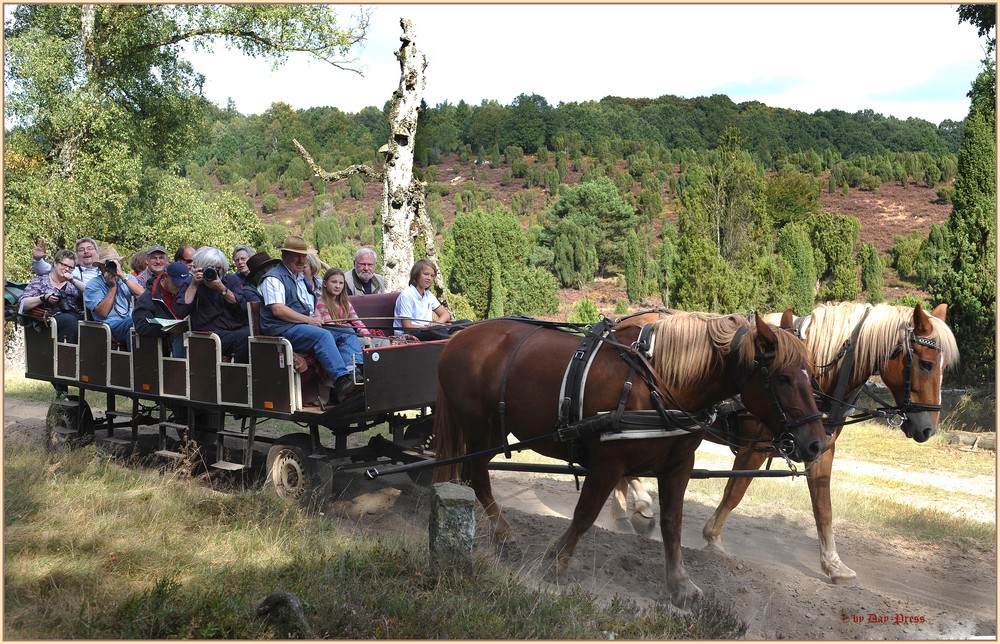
[{"left": 210, "top": 460, "right": 246, "bottom": 471}]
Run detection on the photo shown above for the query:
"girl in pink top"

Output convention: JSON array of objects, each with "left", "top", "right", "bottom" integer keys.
[{"left": 318, "top": 267, "right": 372, "bottom": 347}]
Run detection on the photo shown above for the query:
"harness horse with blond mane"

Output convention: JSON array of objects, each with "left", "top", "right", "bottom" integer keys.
[
  {"left": 431, "top": 311, "right": 829, "bottom": 608},
  {"left": 612, "top": 302, "right": 958, "bottom": 586}
]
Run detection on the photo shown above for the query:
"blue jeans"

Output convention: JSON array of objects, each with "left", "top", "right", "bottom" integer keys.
[
  {"left": 106, "top": 316, "right": 134, "bottom": 350},
  {"left": 322, "top": 326, "right": 364, "bottom": 368},
  {"left": 281, "top": 323, "right": 355, "bottom": 380}
]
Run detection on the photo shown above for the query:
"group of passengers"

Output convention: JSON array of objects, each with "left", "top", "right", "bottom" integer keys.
[{"left": 20, "top": 234, "right": 467, "bottom": 405}]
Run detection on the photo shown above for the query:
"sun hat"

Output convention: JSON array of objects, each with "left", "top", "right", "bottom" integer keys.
[
  {"left": 98, "top": 246, "right": 123, "bottom": 262},
  {"left": 279, "top": 235, "right": 309, "bottom": 255},
  {"left": 246, "top": 251, "right": 280, "bottom": 280},
  {"left": 146, "top": 245, "right": 168, "bottom": 256}
]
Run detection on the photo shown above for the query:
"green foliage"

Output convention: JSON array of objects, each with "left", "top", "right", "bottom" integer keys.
[
  {"left": 858, "top": 242, "right": 885, "bottom": 303},
  {"left": 776, "top": 223, "right": 816, "bottom": 314},
  {"left": 446, "top": 208, "right": 557, "bottom": 318},
  {"left": 804, "top": 212, "right": 861, "bottom": 301},
  {"left": 890, "top": 231, "right": 923, "bottom": 278},
  {"left": 929, "top": 59, "right": 996, "bottom": 384},
  {"left": 504, "top": 266, "right": 560, "bottom": 317},
  {"left": 261, "top": 193, "right": 279, "bottom": 213},
  {"left": 614, "top": 299, "right": 629, "bottom": 315},
  {"left": 623, "top": 230, "right": 645, "bottom": 303},
  {"left": 671, "top": 210, "right": 745, "bottom": 313},
  {"left": 655, "top": 229, "right": 678, "bottom": 307},
  {"left": 914, "top": 223, "right": 950, "bottom": 288},
  {"left": 349, "top": 173, "right": 366, "bottom": 200},
  {"left": 567, "top": 297, "right": 600, "bottom": 324},
  {"left": 541, "top": 177, "right": 637, "bottom": 274},
  {"left": 548, "top": 219, "right": 599, "bottom": 288},
  {"left": 766, "top": 170, "right": 820, "bottom": 226}
]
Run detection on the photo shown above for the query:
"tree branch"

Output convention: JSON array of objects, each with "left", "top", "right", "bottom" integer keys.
[{"left": 292, "top": 139, "right": 383, "bottom": 183}]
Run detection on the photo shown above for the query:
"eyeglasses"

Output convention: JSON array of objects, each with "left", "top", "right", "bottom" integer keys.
[
  {"left": 182, "top": 258, "right": 194, "bottom": 265},
  {"left": 57, "top": 262, "right": 75, "bottom": 270}
]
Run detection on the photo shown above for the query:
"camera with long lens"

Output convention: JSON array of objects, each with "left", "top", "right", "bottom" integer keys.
[
  {"left": 104, "top": 259, "right": 118, "bottom": 273},
  {"left": 202, "top": 266, "right": 218, "bottom": 282}
]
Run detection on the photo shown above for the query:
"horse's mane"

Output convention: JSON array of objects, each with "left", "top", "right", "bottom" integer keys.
[
  {"left": 770, "top": 302, "right": 959, "bottom": 389},
  {"left": 647, "top": 312, "right": 807, "bottom": 391}
]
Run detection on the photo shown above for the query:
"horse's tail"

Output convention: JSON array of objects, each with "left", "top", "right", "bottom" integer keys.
[{"left": 432, "top": 384, "right": 465, "bottom": 483}]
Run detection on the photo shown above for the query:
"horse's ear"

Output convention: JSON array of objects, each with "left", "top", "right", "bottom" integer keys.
[
  {"left": 753, "top": 312, "right": 778, "bottom": 351},
  {"left": 913, "top": 303, "right": 933, "bottom": 335},
  {"left": 780, "top": 309, "right": 795, "bottom": 330},
  {"left": 930, "top": 302, "right": 948, "bottom": 321}
]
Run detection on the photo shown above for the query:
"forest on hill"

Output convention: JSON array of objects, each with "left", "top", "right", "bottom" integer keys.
[{"left": 3, "top": 4, "right": 994, "bottom": 384}]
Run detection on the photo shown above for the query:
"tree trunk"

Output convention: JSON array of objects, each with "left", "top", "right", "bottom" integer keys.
[{"left": 295, "top": 18, "right": 448, "bottom": 303}]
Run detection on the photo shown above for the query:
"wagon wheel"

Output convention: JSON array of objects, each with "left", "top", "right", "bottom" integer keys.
[
  {"left": 45, "top": 394, "right": 94, "bottom": 450},
  {"left": 402, "top": 415, "right": 435, "bottom": 451},
  {"left": 265, "top": 433, "right": 332, "bottom": 507},
  {"left": 402, "top": 416, "right": 435, "bottom": 486}
]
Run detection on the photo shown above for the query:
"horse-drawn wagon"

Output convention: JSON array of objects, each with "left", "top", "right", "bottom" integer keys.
[{"left": 18, "top": 290, "right": 444, "bottom": 503}]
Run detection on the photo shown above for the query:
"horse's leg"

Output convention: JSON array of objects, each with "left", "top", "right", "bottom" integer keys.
[
  {"left": 546, "top": 466, "right": 623, "bottom": 576},
  {"left": 629, "top": 477, "right": 655, "bottom": 518},
  {"left": 701, "top": 446, "right": 770, "bottom": 553},
  {"left": 610, "top": 478, "right": 629, "bottom": 521},
  {"left": 658, "top": 453, "right": 702, "bottom": 609},
  {"left": 466, "top": 455, "right": 514, "bottom": 545},
  {"left": 807, "top": 437, "right": 858, "bottom": 585}
]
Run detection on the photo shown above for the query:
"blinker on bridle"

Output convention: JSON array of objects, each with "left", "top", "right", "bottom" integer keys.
[{"left": 885, "top": 330, "right": 943, "bottom": 415}]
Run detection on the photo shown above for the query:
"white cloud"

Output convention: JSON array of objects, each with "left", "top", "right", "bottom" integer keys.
[{"left": 186, "top": 4, "right": 989, "bottom": 124}]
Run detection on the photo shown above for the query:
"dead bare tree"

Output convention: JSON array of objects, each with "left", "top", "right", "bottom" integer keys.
[{"left": 294, "top": 18, "right": 446, "bottom": 300}]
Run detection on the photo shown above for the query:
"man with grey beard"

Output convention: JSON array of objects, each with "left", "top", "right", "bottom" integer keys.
[{"left": 343, "top": 247, "right": 386, "bottom": 296}]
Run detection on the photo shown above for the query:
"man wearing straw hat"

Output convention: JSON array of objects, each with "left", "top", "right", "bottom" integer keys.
[{"left": 258, "top": 235, "right": 364, "bottom": 403}]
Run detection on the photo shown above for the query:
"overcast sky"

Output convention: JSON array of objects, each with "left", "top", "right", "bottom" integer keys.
[{"left": 183, "top": 4, "right": 990, "bottom": 125}]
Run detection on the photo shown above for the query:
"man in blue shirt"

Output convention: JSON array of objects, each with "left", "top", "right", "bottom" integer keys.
[{"left": 83, "top": 246, "right": 145, "bottom": 349}]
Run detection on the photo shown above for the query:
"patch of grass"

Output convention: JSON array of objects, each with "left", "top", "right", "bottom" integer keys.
[
  {"left": 4, "top": 442, "right": 746, "bottom": 639},
  {"left": 3, "top": 373, "right": 59, "bottom": 403},
  {"left": 835, "top": 420, "right": 996, "bottom": 476}
]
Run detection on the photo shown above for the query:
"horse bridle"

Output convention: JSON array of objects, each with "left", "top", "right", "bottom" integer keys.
[
  {"left": 875, "top": 329, "right": 943, "bottom": 415},
  {"left": 732, "top": 319, "right": 825, "bottom": 458}
]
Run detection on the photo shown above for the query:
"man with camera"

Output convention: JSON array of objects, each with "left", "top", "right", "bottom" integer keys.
[
  {"left": 175, "top": 246, "right": 250, "bottom": 363},
  {"left": 83, "top": 247, "right": 145, "bottom": 349}
]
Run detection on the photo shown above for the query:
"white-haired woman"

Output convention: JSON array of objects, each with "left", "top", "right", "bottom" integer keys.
[{"left": 175, "top": 246, "right": 250, "bottom": 362}]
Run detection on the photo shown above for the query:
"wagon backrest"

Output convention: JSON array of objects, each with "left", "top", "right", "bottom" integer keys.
[{"left": 350, "top": 292, "right": 400, "bottom": 336}]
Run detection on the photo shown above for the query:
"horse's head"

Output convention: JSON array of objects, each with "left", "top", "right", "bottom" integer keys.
[
  {"left": 737, "top": 311, "right": 828, "bottom": 462},
  {"left": 878, "top": 303, "right": 959, "bottom": 443}
]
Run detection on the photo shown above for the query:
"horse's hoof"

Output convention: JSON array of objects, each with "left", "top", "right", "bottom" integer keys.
[
  {"left": 831, "top": 573, "right": 860, "bottom": 587},
  {"left": 495, "top": 539, "right": 522, "bottom": 562},
  {"left": 702, "top": 541, "right": 725, "bottom": 554},
  {"left": 668, "top": 583, "right": 703, "bottom": 610},
  {"left": 633, "top": 501, "right": 655, "bottom": 519},
  {"left": 629, "top": 513, "right": 657, "bottom": 536}
]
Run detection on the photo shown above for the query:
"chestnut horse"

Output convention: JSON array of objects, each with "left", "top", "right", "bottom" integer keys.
[
  {"left": 699, "top": 302, "right": 958, "bottom": 585},
  {"left": 432, "top": 312, "right": 828, "bottom": 608}
]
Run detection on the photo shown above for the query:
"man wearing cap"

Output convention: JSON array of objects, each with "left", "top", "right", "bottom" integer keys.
[
  {"left": 259, "top": 235, "right": 364, "bottom": 402},
  {"left": 135, "top": 245, "right": 169, "bottom": 291},
  {"left": 134, "top": 261, "right": 190, "bottom": 357},
  {"left": 344, "top": 247, "right": 386, "bottom": 296},
  {"left": 83, "top": 246, "right": 145, "bottom": 349}
]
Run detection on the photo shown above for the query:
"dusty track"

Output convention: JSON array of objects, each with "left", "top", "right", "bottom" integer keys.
[{"left": 4, "top": 398, "right": 995, "bottom": 639}]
